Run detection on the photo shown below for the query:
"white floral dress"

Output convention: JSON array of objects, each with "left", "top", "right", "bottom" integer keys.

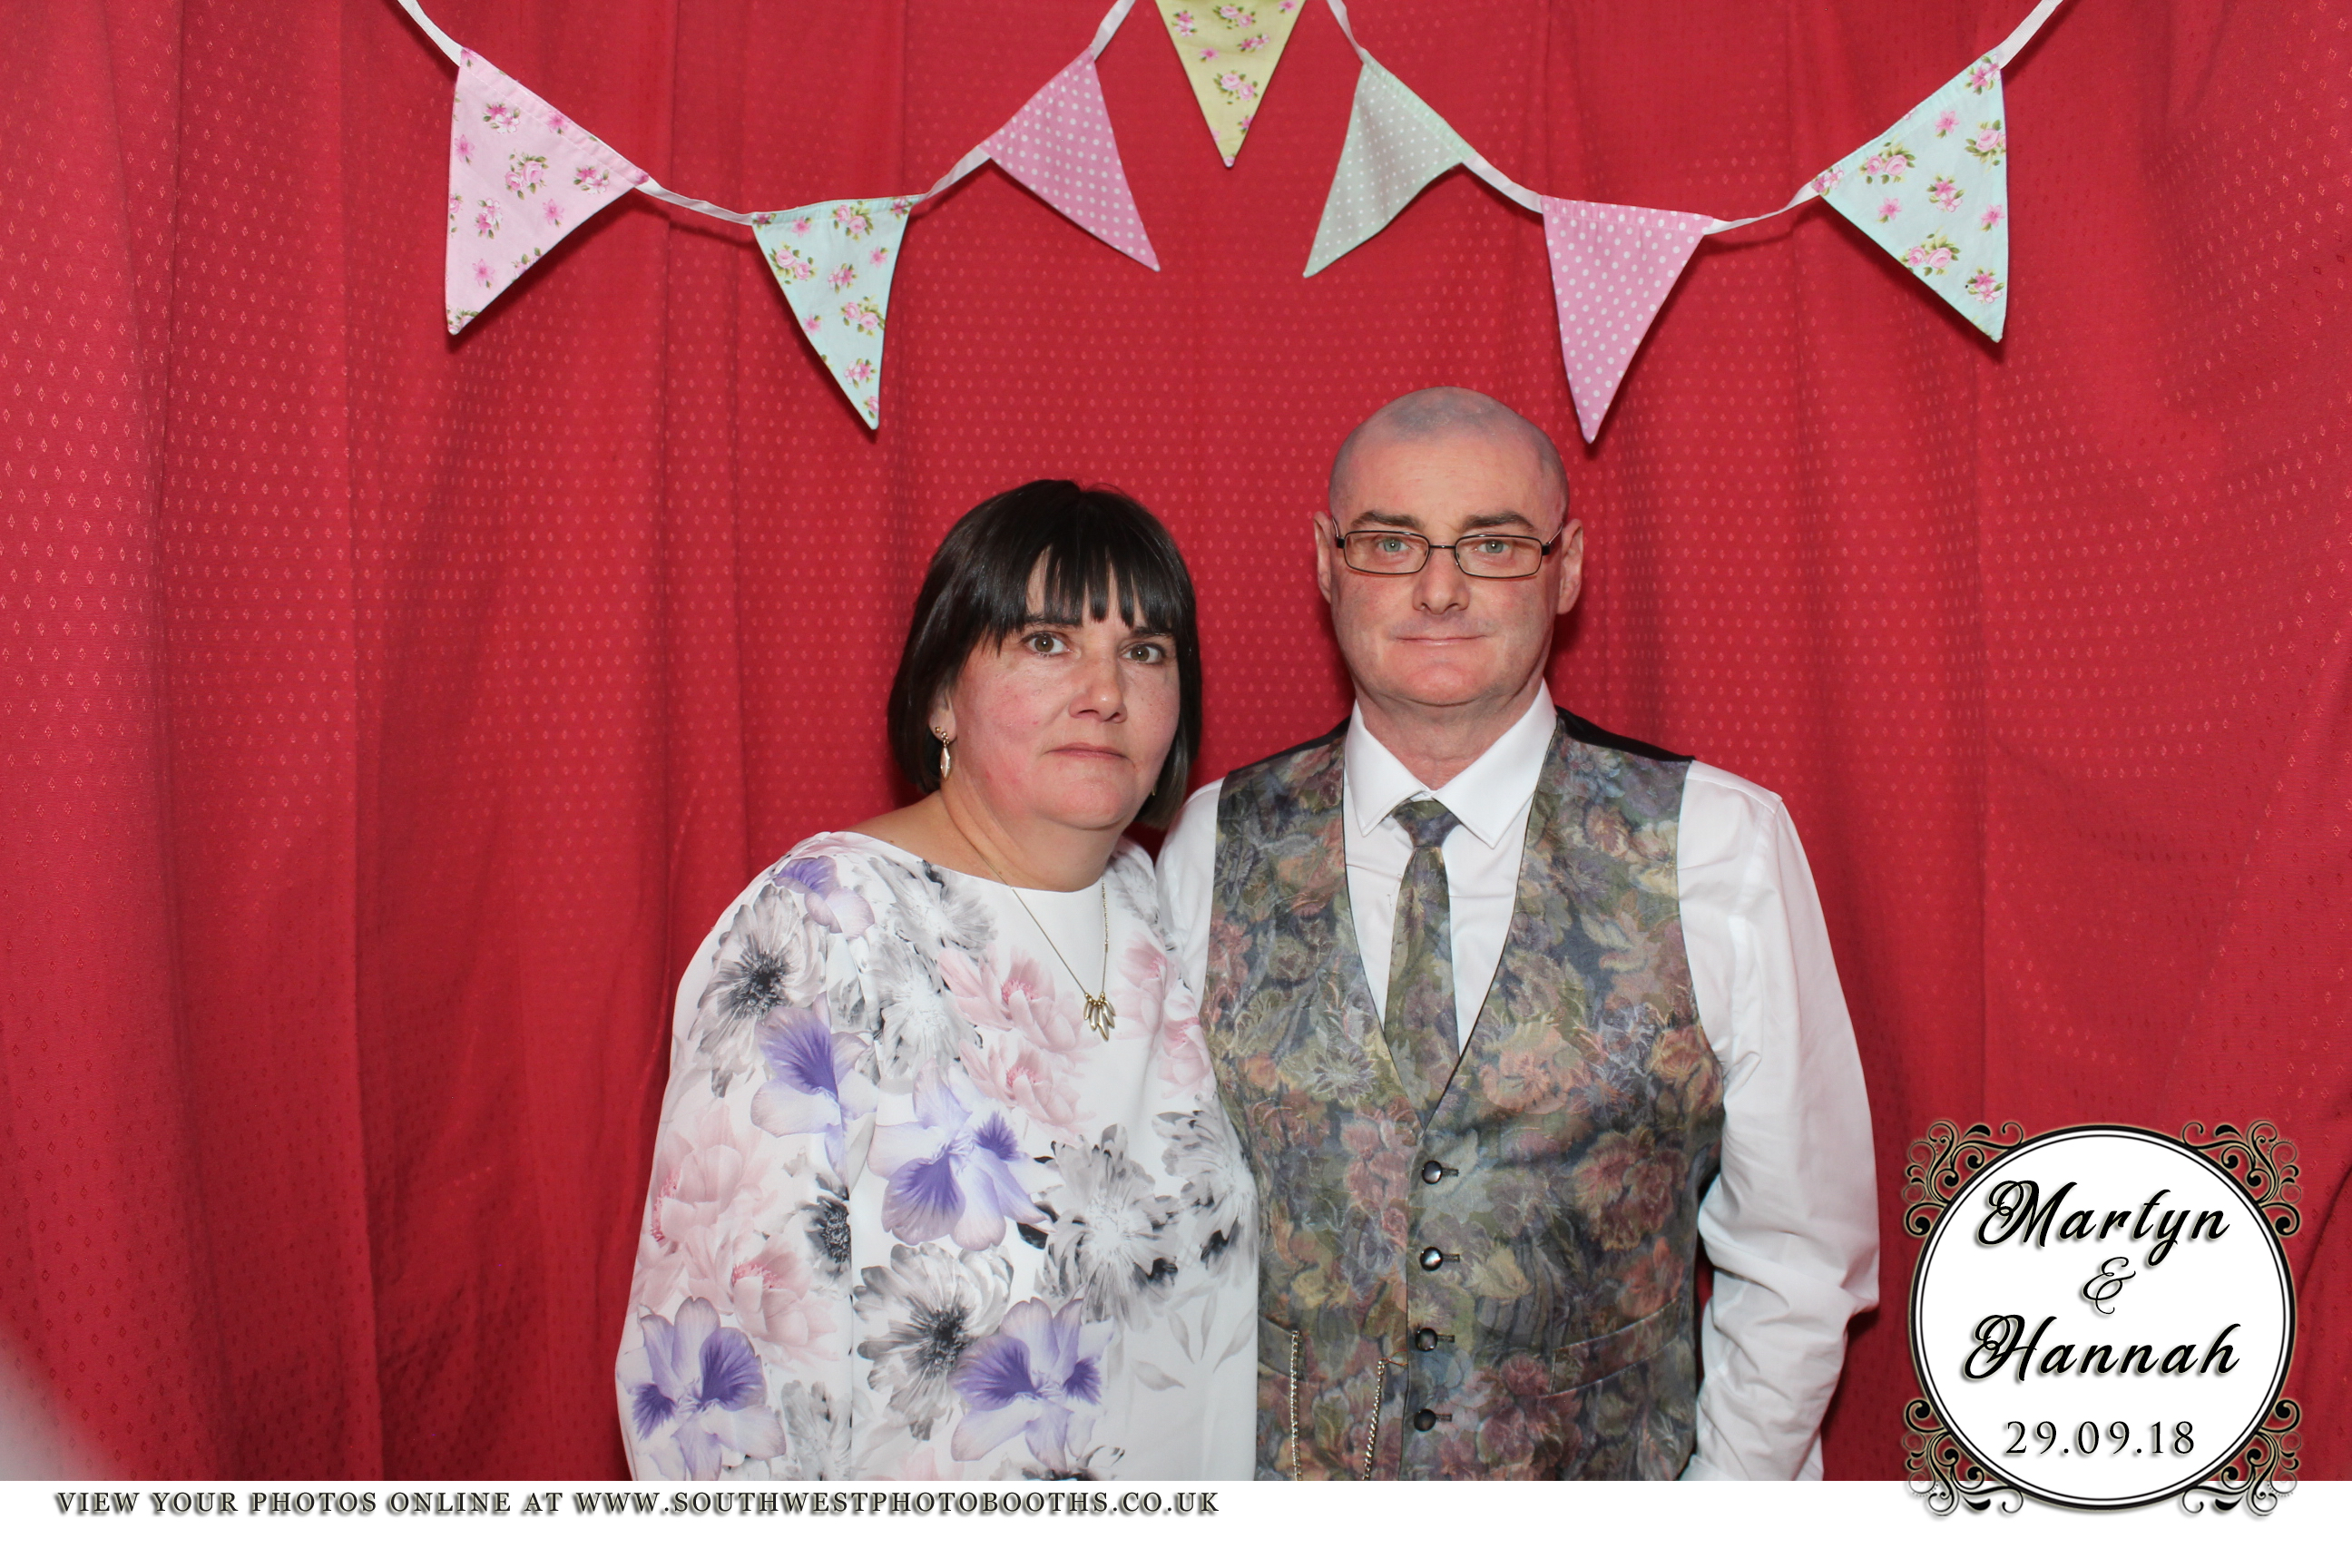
[{"left": 618, "top": 831, "right": 1258, "bottom": 1481}]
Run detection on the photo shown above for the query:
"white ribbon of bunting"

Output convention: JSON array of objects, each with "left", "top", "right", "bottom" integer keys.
[
  {"left": 397, "top": 0, "right": 1141, "bottom": 225},
  {"left": 1319, "top": 0, "right": 2065, "bottom": 232}
]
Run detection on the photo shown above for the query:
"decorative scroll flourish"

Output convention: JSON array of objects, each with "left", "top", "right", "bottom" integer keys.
[
  {"left": 2180, "top": 1398, "right": 2301, "bottom": 1515},
  {"left": 1903, "top": 1119, "right": 2024, "bottom": 1237},
  {"left": 2180, "top": 1121, "right": 2302, "bottom": 1240},
  {"left": 1904, "top": 1397, "right": 2024, "bottom": 1515}
]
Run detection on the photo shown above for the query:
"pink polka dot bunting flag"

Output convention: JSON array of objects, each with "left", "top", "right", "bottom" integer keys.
[
  {"left": 753, "top": 199, "right": 920, "bottom": 431},
  {"left": 444, "top": 50, "right": 647, "bottom": 335},
  {"left": 1815, "top": 55, "right": 2012, "bottom": 340},
  {"left": 981, "top": 57, "right": 1160, "bottom": 270},
  {"left": 1539, "top": 198, "right": 1713, "bottom": 444}
]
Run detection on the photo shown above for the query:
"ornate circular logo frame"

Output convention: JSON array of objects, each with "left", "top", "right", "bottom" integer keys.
[{"left": 1903, "top": 1121, "right": 2302, "bottom": 1515}]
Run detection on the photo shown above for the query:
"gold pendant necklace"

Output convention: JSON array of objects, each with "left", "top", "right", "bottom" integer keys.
[{"left": 970, "top": 847, "right": 1116, "bottom": 1041}]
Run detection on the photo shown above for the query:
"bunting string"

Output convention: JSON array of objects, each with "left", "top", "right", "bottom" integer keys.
[{"left": 399, "top": 0, "right": 2074, "bottom": 436}]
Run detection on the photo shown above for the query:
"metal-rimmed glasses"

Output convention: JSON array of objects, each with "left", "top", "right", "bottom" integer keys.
[{"left": 1323, "top": 516, "right": 1563, "bottom": 579}]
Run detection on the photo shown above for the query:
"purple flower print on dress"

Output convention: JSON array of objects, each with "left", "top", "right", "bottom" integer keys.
[
  {"left": 868, "top": 1075, "right": 1044, "bottom": 1250},
  {"left": 774, "top": 855, "right": 874, "bottom": 937},
  {"left": 827, "top": 263, "right": 857, "bottom": 292},
  {"left": 951, "top": 1298, "right": 1112, "bottom": 1467},
  {"left": 1876, "top": 197, "right": 1901, "bottom": 223},
  {"left": 749, "top": 1005, "right": 875, "bottom": 1172},
  {"left": 1978, "top": 202, "right": 2004, "bottom": 231},
  {"left": 856, "top": 1244, "right": 1013, "bottom": 1439},
  {"left": 689, "top": 880, "right": 819, "bottom": 1093},
  {"left": 620, "top": 1298, "right": 787, "bottom": 1480},
  {"left": 1927, "top": 176, "right": 1963, "bottom": 213}
]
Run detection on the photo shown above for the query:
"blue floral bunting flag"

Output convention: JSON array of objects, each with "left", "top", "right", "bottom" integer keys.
[
  {"left": 1815, "top": 54, "right": 2012, "bottom": 339},
  {"left": 753, "top": 199, "right": 920, "bottom": 429}
]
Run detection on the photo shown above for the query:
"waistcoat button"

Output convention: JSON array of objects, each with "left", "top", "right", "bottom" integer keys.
[
  {"left": 1413, "top": 1327, "right": 1439, "bottom": 1352},
  {"left": 1412, "top": 1409, "right": 1439, "bottom": 1433},
  {"left": 1419, "top": 1160, "right": 1447, "bottom": 1184},
  {"left": 1417, "top": 1246, "right": 1446, "bottom": 1271}
]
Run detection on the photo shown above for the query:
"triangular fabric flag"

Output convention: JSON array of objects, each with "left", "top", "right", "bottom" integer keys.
[
  {"left": 1540, "top": 199, "right": 1713, "bottom": 443},
  {"left": 1152, "top": 1, "right": 1307, "bottom": 166},
  {"left": 1813, "top": 54, "right": 2011, "bottom": 339},
  {"left": 981, "top": 55, "right": 1159, "bottom": 269},
  {"left": 1304, "top": 60, "right": 1474, "bottom": 276},
  {"left": 753, "top": 199, "right": 919, "bottom": 430},
  {"left": 445, "top": 48, "right": 647, "bottom": 334}
]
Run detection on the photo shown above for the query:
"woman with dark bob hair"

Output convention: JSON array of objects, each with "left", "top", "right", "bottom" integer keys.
[{"left": 618, "top": 482, "right": 1255, "bottom": 1482}]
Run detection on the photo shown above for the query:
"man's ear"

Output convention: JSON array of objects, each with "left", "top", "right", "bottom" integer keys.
[
  {"left": 1553, "top": 519, "right": 1586, "bottom": 617},
  {"left": 1312, "top": 511, "right": 1338, "bottom": 606}
]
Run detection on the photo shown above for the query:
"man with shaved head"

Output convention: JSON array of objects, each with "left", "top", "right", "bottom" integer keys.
[{"left": 1161, "top": 387, "right": 1877, "bottom": 1480}]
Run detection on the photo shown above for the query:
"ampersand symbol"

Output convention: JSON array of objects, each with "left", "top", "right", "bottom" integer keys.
[{"left": 2081, "top": 1256, "right": 2135, "bottom": 1316}]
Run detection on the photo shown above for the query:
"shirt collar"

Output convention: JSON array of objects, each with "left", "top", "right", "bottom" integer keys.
[{"left": 1344, "top": 684, "right": 1558, "bottom": 848}]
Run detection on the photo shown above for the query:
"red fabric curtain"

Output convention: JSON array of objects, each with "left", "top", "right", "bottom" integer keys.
[{"left": 3, "top": 0, "right": 2345, "bottom": 1480}]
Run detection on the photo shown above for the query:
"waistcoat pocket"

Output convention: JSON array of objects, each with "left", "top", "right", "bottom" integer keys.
[
  {"left": 1551, "top": 1301, "right": 1681, "bottom": 1391},
  {"left": 1257, "top": 1314, "right": 1304, "bottom": 1480}
]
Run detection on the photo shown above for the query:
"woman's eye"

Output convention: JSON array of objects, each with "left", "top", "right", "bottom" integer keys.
[
  {"left": 1025, "top": 632, "right": 1066, "bottom": 654},
  {"left": 1125, "top": 642, "right": 1169, "bottom": 663}
]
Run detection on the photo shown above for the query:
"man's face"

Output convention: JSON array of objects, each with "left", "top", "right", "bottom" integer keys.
[{"left": 1316, "top": 426, "right": 1583, "bottom": 720}]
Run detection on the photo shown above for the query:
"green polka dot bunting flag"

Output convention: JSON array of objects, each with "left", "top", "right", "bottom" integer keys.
[{"left": 1303, "top": 56, "right": 1474, "bottom": 276}]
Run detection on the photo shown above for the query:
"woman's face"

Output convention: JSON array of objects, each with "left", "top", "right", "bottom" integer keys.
[{"left": 934, "top": 576, "right": 1181, "bottom": 837}]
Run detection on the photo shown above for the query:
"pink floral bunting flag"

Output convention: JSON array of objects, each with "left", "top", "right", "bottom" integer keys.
[
  {"left": 1813, "top": 54, "right": 2013, "bottom": 339},
  {"left": 981, "top": 55, "right": 1160, "bottom": 270},
  {"left": 445, "top": 49, "right": 647, "bottom": 334},
  {"left": 753, "top": 199, "right": 919, "bottom": 430},
  {"left": 1540, "top": 199, "right": 1713, "bottom": 443},
  {"left": 1152, "top": 1, "right": 1307, "bottom": 166}
]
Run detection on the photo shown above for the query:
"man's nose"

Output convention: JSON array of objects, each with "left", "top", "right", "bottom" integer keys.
[{"left": 1414, "top": 545, "right": 1473, "bottom": 612}]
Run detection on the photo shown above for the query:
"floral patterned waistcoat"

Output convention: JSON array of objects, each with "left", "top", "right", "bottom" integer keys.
[{"left": 1201, "top": 711, "right": 1724, "bottom": 1480}]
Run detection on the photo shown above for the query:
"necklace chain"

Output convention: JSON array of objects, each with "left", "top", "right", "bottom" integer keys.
[{"left": 968, "top": 846, "right": 1116, "bottom": 1041}]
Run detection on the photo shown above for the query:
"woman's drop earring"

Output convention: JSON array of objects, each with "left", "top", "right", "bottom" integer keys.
[{"left": 933, "top": 727, "right": 953, "bottom": 779}]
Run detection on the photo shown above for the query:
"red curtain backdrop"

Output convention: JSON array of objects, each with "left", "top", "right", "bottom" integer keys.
[{"left": 3, "top": 0, "right": 2345, "bottom": 1480}]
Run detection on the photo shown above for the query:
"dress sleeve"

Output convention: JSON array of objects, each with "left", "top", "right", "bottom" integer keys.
[
  {"left": 615, "top": 867, "right": 864, "bottom": 1481},
  {"left": 1155, "top": 780, "right": 1224, "bottom": 1003},
  {"left": 1676, "top": 765, "right": 1881, "bottom": 1480}
]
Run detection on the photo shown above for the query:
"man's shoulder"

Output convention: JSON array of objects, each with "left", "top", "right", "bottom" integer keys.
[{"left": 1554, "top": 707, "right": 1693, "bottom": 765}]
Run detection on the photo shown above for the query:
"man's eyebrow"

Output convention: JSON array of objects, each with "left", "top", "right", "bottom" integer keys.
[{"left": 1345, "top": 508, "right": 1536, "bottom": 532}]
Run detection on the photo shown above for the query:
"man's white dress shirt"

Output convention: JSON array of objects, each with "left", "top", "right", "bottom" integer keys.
[{"left": 1157, "top": 688, "right": 1880, "bottom": 1480}]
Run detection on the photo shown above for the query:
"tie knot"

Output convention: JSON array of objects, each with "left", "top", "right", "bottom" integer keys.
[{"left": 1389, "top": 797, "right": 1460, "bottom": 850}]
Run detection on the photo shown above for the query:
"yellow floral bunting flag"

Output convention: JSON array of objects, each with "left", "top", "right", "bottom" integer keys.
[{"left": 1153, "top": 1, "right": 1308, "bottom": 166}]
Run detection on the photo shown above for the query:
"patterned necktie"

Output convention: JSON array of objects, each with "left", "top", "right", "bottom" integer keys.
[{"left": 1385, "top": 798, "right": 1463, "bottom": 1112}]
